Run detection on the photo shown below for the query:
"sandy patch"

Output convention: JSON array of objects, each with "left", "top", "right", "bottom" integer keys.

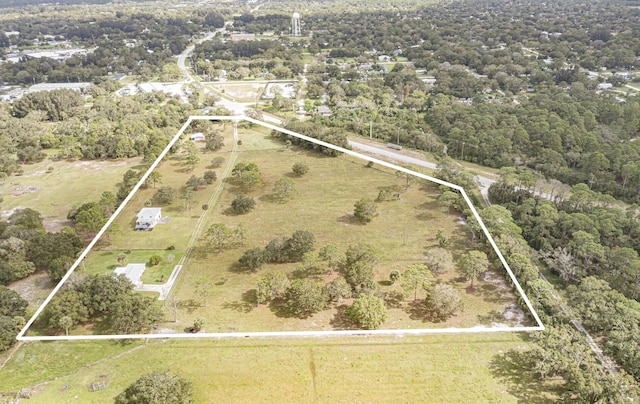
[
  {"left": 1, "top": 205, "right": 25, "bottom": 219},
  {"left": 23, "top": 169, "right": 46, "bottom": 178},
  {"left": 8, "top": 271, "right": 53, "bottom": 307},
  {"left": 483, "top": 270, "right": 508, "bottom": 289},
  {"left": 502, "top": 304, "right": 525, "bottom": 326},
  {"left": 74, "top": 160, "right": 129, "bottom": 171},
  {"left": 11, "top": 186, "right": 40, "bottom": 196},
  {"left": 44, "top": 219, "right": 72, "bottom": 233}
]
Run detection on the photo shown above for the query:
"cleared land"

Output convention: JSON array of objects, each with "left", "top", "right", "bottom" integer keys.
[
  {"left": 0, "top": 157, "right": 140, "bottom": 230},
  {"left": 1, "top": 334, "right": 562, "bottom": 402},
  {"left": 45, "top": 121, "right": 526, "bottom": 338}
]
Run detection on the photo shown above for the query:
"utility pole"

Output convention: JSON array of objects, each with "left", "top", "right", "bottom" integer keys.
[
  {"left": 370, "top": 121, "right": 373, "bottom": 139},
  {"left": 461, "top": 141, "right": 465, "bottom": 160}
]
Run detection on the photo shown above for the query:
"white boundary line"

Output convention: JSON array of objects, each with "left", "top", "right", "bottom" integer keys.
[{"left": 17, "top": 115, "right": 543, "bottom": 342}]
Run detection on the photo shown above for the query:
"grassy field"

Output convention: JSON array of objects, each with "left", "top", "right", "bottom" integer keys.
[
  {"left": 155, "top": 124, "right": 524, "bottom": 333},
  {"left": 0, "top": 157, "right": 140, "bottom": 229},
  {"left": 0, "top": 121, "right": 556, "bottom": 403},
  {"left": 32, "top": 123, "right": 525, "bottom": 337},
  {"left": 0, "top": 334, "right": 562, "bottom": 402}
]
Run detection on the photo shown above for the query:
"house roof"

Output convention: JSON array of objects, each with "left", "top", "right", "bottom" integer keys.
[
  {"left": 114, "top": 263, "right": 146, "bottom": 286},
  {"left": 138, "top": 207, "right": 161, "bottom": 217}
]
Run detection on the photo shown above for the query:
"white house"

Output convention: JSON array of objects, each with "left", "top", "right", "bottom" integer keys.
[
  {"left": 114, "top": 263, "right": 146, "bottom": 287},
  {"left": 136, "top": 207, "right": 162, "bottom": 230}
]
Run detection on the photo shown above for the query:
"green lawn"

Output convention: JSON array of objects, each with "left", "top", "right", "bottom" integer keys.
[
  {"left": 83, "top": 250, "right": 184, "bottom": 284},
  {"left": 0, "top": 334, "right": 562, "bottom": 402}
]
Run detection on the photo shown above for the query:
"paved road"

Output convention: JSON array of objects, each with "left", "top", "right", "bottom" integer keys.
[
  {"left": 177, "top": 31, "right": 218, "bottom": 83},
  {"left": 348, "top": 140, "right": 495, "bottom": 203}
]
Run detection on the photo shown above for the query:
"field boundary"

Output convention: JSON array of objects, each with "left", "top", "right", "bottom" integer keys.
[{"left": 17, "top": 115, "right": 544, "bottom": 342}]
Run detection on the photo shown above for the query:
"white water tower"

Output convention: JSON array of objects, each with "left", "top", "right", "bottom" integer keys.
[{"left": 291, "top": 12, "right": 301, "bottom": 36}]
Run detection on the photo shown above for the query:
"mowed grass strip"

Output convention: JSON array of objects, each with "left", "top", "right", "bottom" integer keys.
[{"left": 2, "top": 334, "right": 560, "bottom": 403}]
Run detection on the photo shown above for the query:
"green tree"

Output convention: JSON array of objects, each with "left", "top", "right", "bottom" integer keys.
[
  {"left": 76, "top": 274, "right": 134, "bottom": 315},
  {"left": 239, "top": 247, "right": 265, "bottom": 270},
  {"left": 401, "top": 264, "right": 433, "bottom": 301},
  {"left": 425, "top": 283, "right": 463, "bottom": 320},
  {"left": 435, "top": 230, "right": 448, "bottom": 246},
  {"left": 192, "top": 317, "right": 205, "bottom": 332},
  {"left": 9, "top": 207, "right": 44, "bottom": 230},
  {"left": 205, "top": 132, "right": 224, "bottom": 151},
  {"left": 354, "top": 198, "right": 377, "bottom": 223},
  {"left": 117, "top": 253, "right": 128, "bottom": 266},
  {"left": 211, "top": 157, "right": 225, "bottom": 168},
  {"left": 186, "top": 175, "right": 206, "bottom": 191},
  {"left": 285, "top": 279, "right": 327, "bottom": 318},
  {"left": 424, "top": 247, "right": 454, "bottom": 274},
  {"left": 148, "top": 254, "right": 163, "bottom": 266},
  {"left": 348, "top": 294, "right": 387, "bottom": 330},
  {"left": 204, "top": 223, "right": 233, "bottom": 253},
  {"left": 109, "top": 294, "right": 161, "bottom": 334},
  {"left": 184, "top": 154, "right": 200, "bottom": 172},
  {"left": 153, "top": 186, "right": 178, "bottom": 205},
  {"left": 58, "top": 315, "right": 73, "bottom": 336},
  {"left": 115, "top": 371, "right": 193, "bottom": 404},
  {"left": 195, "top": 279, "right": 212, "bottom": 307},
  {"left": 256, "top": 271, "right": 290, "bottom": 305},
  {"left": 460, "top": 250, "right": 489, "bottom": 288},
  {"left": 318, "top": 243, "right": 340, "bottom": 273},
  {"left": 231, "top": 195, "right": 255, "bottom": 214},
  {"left": 344, "top": 260, "right": 375, "bottom": 292},
  {"left": 273, "top": 177, "right": 297, "bottom": 202},
  {"left": 285, "top": 230, "right": 316, "bottom": 261},
  {"left": 438, "top": 190, "right": 459, "bottom": 216},
  {"left": 389, "top": 269, "right": 400, "bottom": 284},
  {"left": 0, "top": 286, "right": 28, "bottom": 317},
  {"left": 147, "top": 171, "right": 162, "bottom": 189},
  {"left": 48, "top": 256, "right": 75, "bottom": 282},
  {"left": 74, "top": 207, "right": 106, "bottom": 237},
  {"left": 324, "top": 276, "right": 352, "bottom": 303},
  {"left": 240, "top": 170, "right": 261, "bottom": 191},
  {"left": 44, "top": 290, "right": 89, "bottom": 329},
  {"left": 203, "top": 170, "right": 217, "bottom": 184}
]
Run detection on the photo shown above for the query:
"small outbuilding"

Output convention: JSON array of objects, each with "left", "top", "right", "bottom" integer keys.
[
  {"left": 114, "top": 263, "right": 146, "bottom": 287},
  {"left": 136, "top": 207, "right": 162, "bottom": 230},
  {"left": 190, "top": 132, "right": 206, "bottom": 142}
]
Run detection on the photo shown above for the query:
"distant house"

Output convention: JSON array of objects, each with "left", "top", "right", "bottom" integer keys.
[
  {"left": 114, "top": 263, "right": 146, "bottom": 287},
  {"left": 597, "top": 83, "right": 613, "bottom": 90},
  {"left": 136, "top": 207, "right": 162, "bottom": 231},
  {"left": 190, "top": 132, "right": 206, "bottom": 141},
  {"left": 317, "top": 105, "right": 332, "bottom": 117}
]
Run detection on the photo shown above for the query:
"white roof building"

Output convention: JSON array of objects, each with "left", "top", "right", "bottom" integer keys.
[
  {"left": 25, "top": 82, "right": 91, "bottom": 94},
  {"left": 136, "top": 207, "right": 162, "bottom": 230},
  {"left": 114, "top": 263, "right": 146, "bottom": 287}
]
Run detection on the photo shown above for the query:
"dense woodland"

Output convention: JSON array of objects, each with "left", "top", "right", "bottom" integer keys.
[{"left": 1, "top": 0, "right": 640, "bottom": 399}]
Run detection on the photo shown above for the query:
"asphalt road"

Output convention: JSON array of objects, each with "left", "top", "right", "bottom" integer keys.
[{"left": 348, "top": 140, "right": 495, "bottom": 204}]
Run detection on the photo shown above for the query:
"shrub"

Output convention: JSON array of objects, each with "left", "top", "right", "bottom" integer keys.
[
  {"left": 292, "top": 162, "right": 309, "bottom": 176},
  {"left": 148, "top": 254, "right": 163, "bottom": 266}
]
